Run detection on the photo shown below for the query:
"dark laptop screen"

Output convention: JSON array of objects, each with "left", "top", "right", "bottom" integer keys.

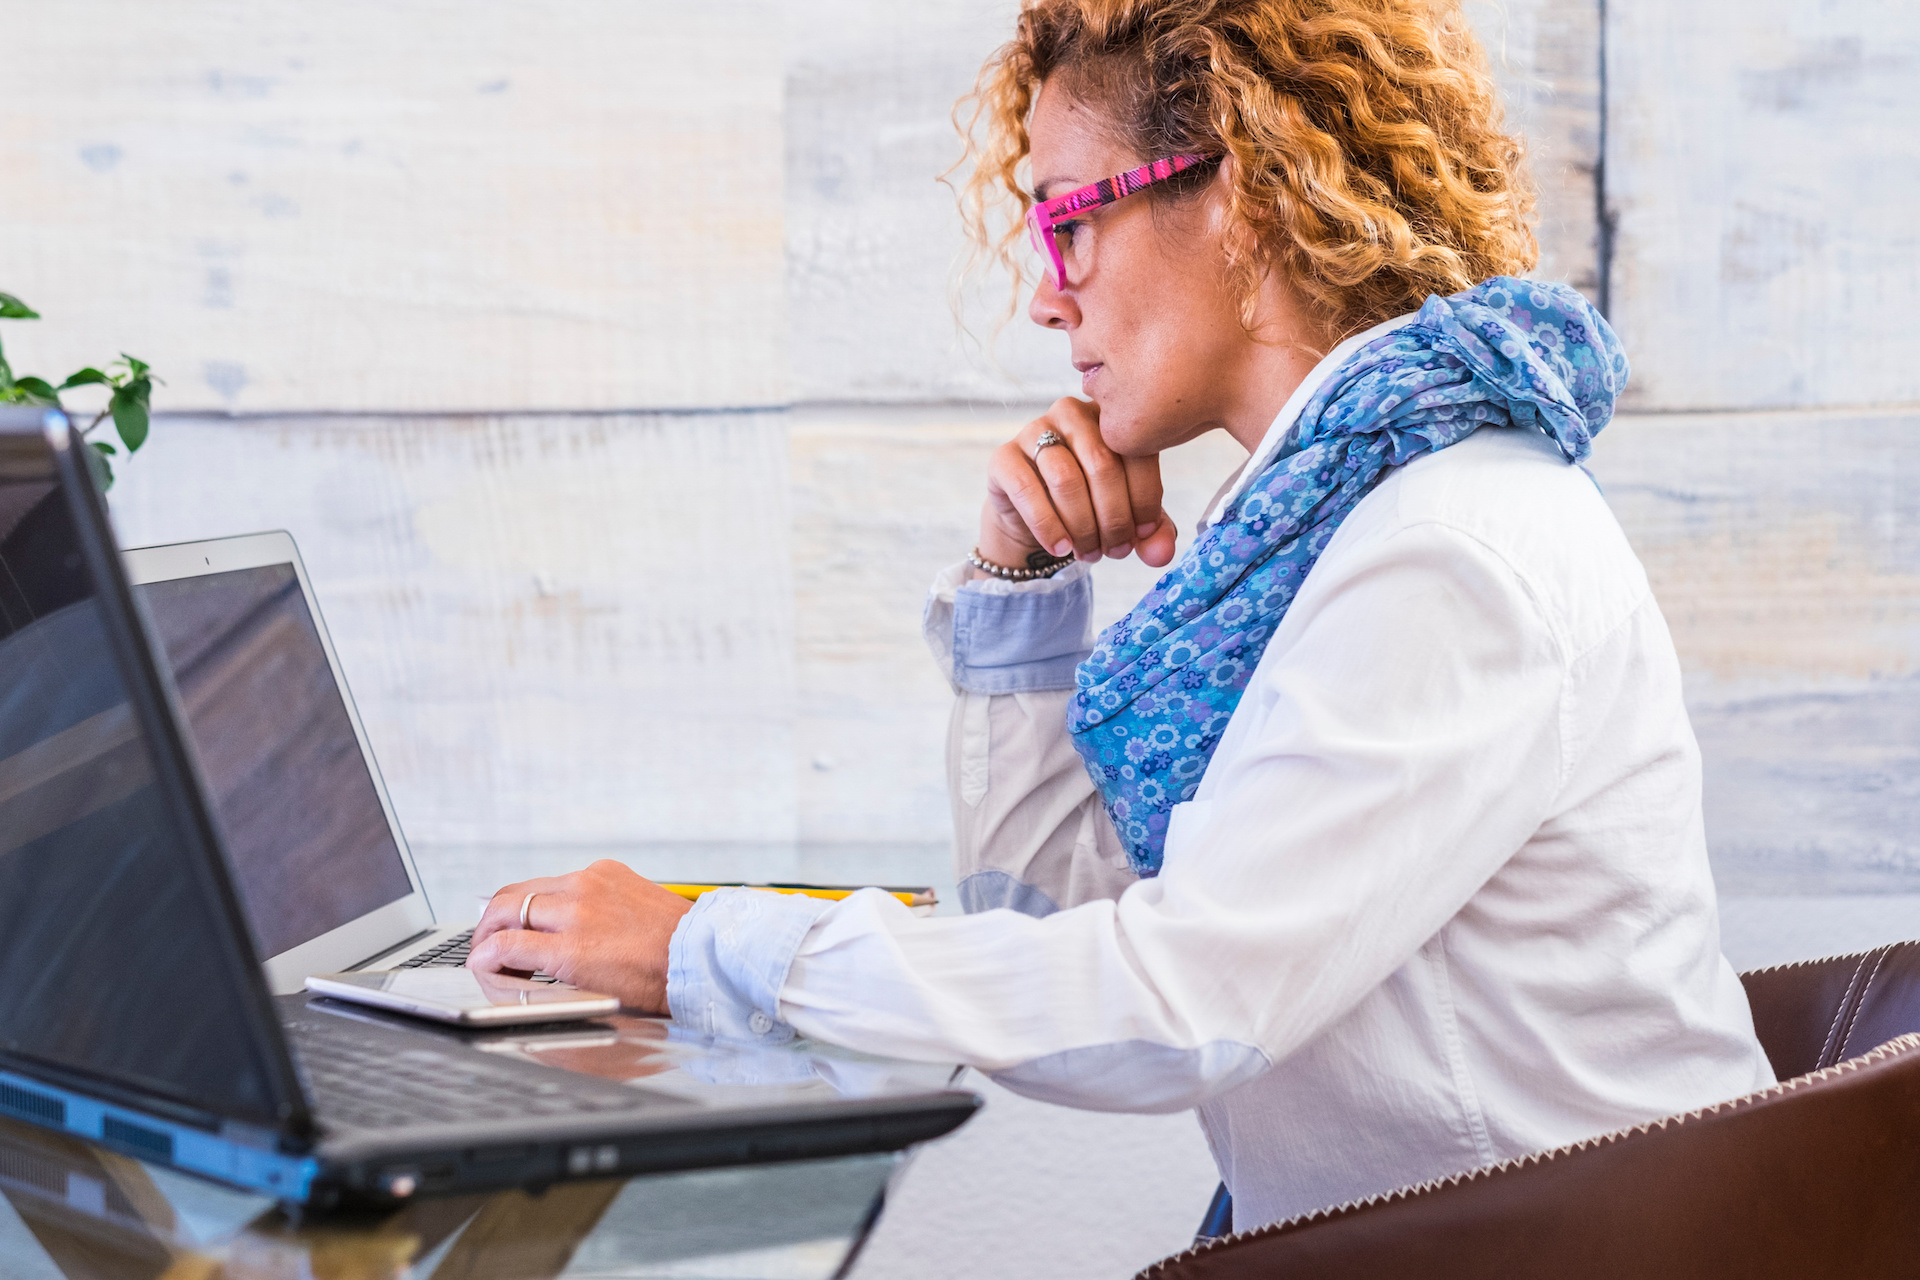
[
  {"left": 133, "top": 565, "right": 414, "bottom": 958},
  {"left": 0, "top": 438, "right": 289, "bottom": 1127}
]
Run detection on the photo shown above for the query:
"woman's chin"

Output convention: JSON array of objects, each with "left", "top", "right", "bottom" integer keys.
[{"left": 1099, "top": 412, "right": 1188, "bottom": 460}]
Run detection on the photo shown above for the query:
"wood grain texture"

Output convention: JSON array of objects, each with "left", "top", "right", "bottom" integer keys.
[
  {"left": 1467, "top": 0, "right": 1603, "bottom": 298},
  {"left": 105, "top": 412, "right": 799, "bottom": 856},
  {"left": 785, "top": 0, "right": 1077, "bottom": 404},
  {"left": 1592, "top": 408, "right": 1920, "bottom": 892},
  {"left": 1606, "top": 0, "right": 1920, "bottom": 411},
  {"left": 1, "top": 0, "right": 785, "bottom": 413}
]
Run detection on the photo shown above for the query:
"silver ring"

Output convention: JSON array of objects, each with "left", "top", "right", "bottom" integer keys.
[
  {"left": 519, "top": 892, "right": 538, "bottom": 931},
  {"left": 1032, "top": 429, "right": 1066, "bottom": 460}
]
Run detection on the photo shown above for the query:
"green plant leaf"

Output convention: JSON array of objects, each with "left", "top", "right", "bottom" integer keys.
[
  {"left": 0, "top": 292, "right": 39, "bottom": 320},
  {"left": 119, "top": 353, "right": 151, "bottom": 381},
  {"left": 82, "top": 440, "right": 114, "bottom": 490},
  {"left": 11, "top": 376, "right": 61, "bottom": 407},
  {"left": 59, "top": 367, "right": 111, "bottom": 390},
  {"left": 111, "top": 379, "right": 151, "bottom": 452},
  {"left": 91, "top": 440, "right": 117, "bottom": 456}
]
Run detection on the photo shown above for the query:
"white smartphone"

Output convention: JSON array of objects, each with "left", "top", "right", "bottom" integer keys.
[{"left": 305, "top": 968, "right": 621, "bottom": 1026}]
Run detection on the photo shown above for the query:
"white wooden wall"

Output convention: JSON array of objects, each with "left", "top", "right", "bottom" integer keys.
[
  {"left": 7, "top": 1, "right": 1920, "bottom": 1273},
  {"left": 5, "top": 1, "right": 787, "bottom": 412},
  {"left": 1608, "top": 0, "right": 1920, "bottom": 411}
]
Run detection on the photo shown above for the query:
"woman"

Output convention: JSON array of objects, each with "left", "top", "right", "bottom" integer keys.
[{"left": 470, "top": 0, "right": 1773, "bottom": 1229}]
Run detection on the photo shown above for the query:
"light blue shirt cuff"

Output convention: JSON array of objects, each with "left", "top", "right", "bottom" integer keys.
[
  {"left": 666, "top": 887, "right": 834, "bottom": 1044},
  {"left": 951, "top": 573, "right": 1094, "bottom": 693}
]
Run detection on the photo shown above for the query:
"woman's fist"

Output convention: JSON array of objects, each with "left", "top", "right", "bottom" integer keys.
[{"left": 979, "top": 397, "right": 1178, "bottom": 572}]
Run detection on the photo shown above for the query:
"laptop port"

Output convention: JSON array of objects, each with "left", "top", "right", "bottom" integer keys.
[{"left": 565, "top": 1144, "right": 620, "bottom": 1176}]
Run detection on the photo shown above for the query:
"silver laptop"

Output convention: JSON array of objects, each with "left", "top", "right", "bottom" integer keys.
[{"left": 122, "top": 530, "right": 474, "bottom": 994}]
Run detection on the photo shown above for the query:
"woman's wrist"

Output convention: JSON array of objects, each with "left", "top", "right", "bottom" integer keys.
[
  {"left": 973, "top": 526, "right": 1075, "bottom": 582},
  {"left": 976, "top": 514, "right": 1056, "bottom": 578},
  {"left": 968, "top": 546, "right": 1074, "bottom": 581}
]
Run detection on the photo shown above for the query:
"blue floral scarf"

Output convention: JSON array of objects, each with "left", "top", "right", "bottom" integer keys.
[{"left": 1068, "top": 277, "right": 1629, "bottom": 875}]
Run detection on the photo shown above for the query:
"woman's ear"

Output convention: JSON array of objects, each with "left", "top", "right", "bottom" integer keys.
[
  {"left": 1206, "top": 155, "right": 1269, "bottom": 307},
  {"left": 1205, "top": 153, "right": 1261, "bottom": 262}
]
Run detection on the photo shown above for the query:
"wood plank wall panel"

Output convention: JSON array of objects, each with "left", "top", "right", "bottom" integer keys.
[
  {"left": 1469, "top": 0, "right": 1603, "bottom": 298},
  {"left": 1606, "top": 0, "right": 1920, "bottom": 411},
  {"left": 785, "top": 0, "right": 1076, "bottom": 404},
  {"left": 1591, "top": 408, "right": 1920, "bottom": 893},
  {"left": 104, "top": 414, "right": 799, "bottom": 871},
  {"left": 1, "top": 1, "right": 785, "bottom": 413}
]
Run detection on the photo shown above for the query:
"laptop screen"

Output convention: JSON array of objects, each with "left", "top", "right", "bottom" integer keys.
[
  {"left": 0, "top": 440, "right": 291, "bottom": 1128},
  {"left": 132, "top": 564, "right": 414, "bottom": 959}
]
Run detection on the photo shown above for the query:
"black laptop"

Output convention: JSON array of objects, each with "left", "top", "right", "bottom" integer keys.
[{"left": 0, "top": 407, "right": 977, "bottom": 1209}]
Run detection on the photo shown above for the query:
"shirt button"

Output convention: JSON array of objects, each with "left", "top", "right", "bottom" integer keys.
[{"left": 748, "top": 1011, "right": 773, "bottom": 1035}]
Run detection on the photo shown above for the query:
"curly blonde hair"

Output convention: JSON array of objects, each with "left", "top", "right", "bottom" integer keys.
[{"left": 957, "top": 0, "right": 1539, "bottom": 341}]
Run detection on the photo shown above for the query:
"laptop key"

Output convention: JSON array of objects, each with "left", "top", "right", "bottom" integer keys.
[
  {"left": 413, "top": 930, "right": 474, "bottom": 966},
  {"left": 289, "top": 1018, "right": 647, "bottom": 1133}
]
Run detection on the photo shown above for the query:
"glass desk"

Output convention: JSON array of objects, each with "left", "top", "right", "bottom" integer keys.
[{"left": 0, "top": 1010, "right": 972, "bottom": 1280}]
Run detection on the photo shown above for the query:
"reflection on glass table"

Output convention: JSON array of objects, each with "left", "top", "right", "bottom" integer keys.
[
  {"left": 314, "top": 1001, "right": 965, "bottom": 1105},
  {"left": 0, "top": 1113, "right": 908, "bottom": 1280},
  {"left": 0, "top": 1016, "right": 972, "bottom": 1279}
]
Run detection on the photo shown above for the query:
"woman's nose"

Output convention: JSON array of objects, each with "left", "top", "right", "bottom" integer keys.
[{"left": 1029, "top": 273, "right": 1079, "bottom": 330}]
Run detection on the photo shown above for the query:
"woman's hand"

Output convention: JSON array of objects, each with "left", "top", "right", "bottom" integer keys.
[
  {"left": 468, "top": 861, "right": 691, "bottom": 1013},
  {"left": 980, "top": 397, "right": 1179, "bottom": 572}
]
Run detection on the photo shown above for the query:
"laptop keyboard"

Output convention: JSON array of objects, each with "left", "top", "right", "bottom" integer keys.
[
  {"left": 394, "top": 929, "right": 473, "bottom": 968},
  {"left": 290, "top": 1021, "right": 644, "bottom": 1131},
  {"left": 392, "top": 930, "right": 559, "bottom": 982}
]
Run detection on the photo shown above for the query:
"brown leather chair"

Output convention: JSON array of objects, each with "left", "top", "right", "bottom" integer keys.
[{"left": 1139, "top": 941, "right": 1920, "bottom": 1280}]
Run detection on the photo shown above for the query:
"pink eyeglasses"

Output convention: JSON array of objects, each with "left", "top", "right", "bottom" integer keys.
[{"left": 1025, "top": 153, "right": 1215, "bottom": 289}]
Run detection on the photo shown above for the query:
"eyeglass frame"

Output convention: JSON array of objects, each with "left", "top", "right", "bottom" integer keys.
[{"left": 1025, "top": 153, "right": 1216, "bottom": 289}]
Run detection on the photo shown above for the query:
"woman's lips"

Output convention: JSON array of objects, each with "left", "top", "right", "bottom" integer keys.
[{"left": 1075, "top": 360, "right": 1103, "bottom": 390}]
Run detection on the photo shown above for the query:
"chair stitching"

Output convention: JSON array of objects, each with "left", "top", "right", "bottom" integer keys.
[
  {"left": 1836, "top": 947, "right": 1891, "bottom": 1062},
  {"left": 1743, "top": 947, "right": 1878, "bottom": 978},
  {"left": 1818, "top": 953, "right": 1872, "bottom": 1069},
  {"left": 1816, "top": 955, "right": 1868, "bottom": 1067},
  {"left": 1134, "top": 1034, "right": 1920, "bottom": 1278}
]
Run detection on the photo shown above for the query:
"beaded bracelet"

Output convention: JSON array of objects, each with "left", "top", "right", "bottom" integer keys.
[{"left": 968, "top": 546, "right": 1075, "bottom": 581}]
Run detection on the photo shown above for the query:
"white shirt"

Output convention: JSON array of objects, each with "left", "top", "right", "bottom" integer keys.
[{"left": 665, "top": 326, "right": 1775, "bottom": 1231}]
